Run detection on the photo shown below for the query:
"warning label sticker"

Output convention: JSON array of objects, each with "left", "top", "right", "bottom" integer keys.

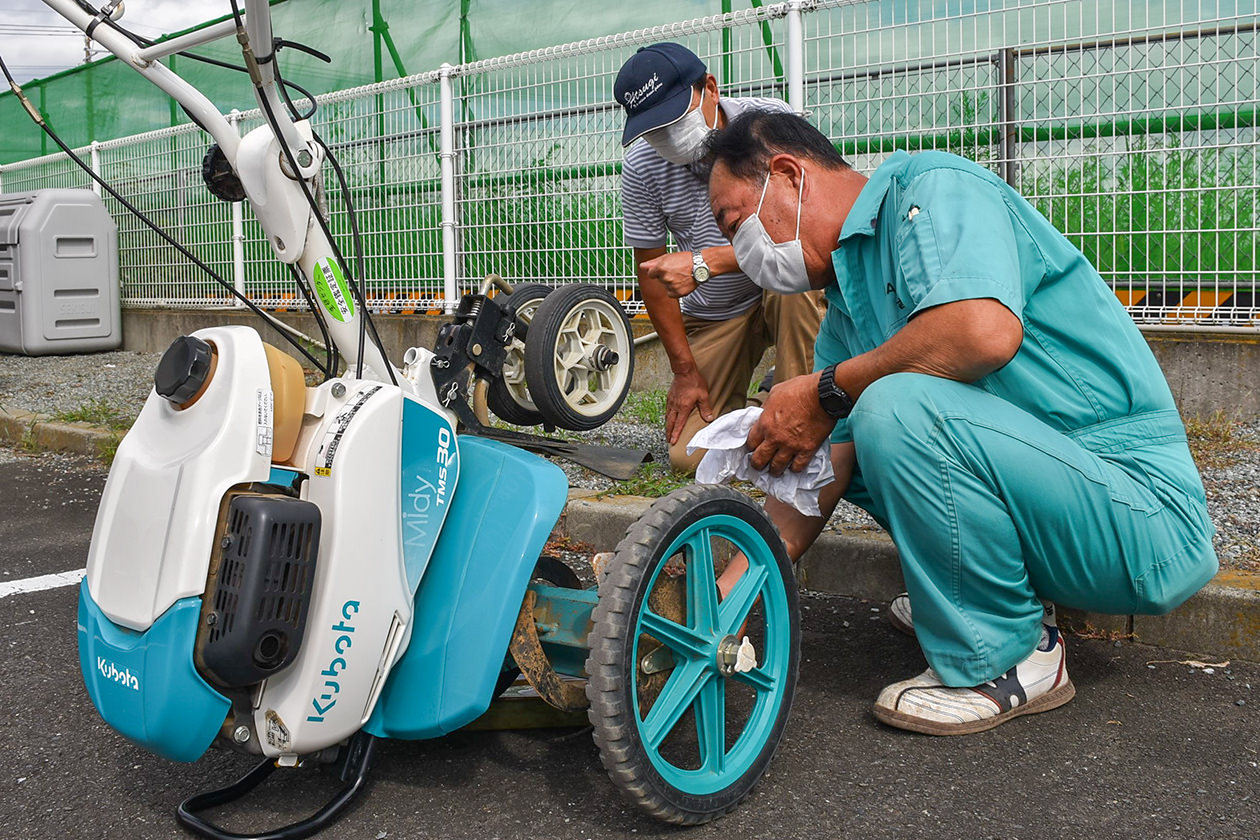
[
  {"left": 264, "top": 710, "right": 290, "bottom": 751},
  {"left": 312, "top": 258, "right": 355, "bottom": 323},
  {"left": 314, "top": 385, "right": 382, "bottom": 476},
  {"left": 256, "top": 388, "right": 274, "bottom": 457}
]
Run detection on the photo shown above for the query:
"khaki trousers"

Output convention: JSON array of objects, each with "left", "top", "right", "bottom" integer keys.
[{"left": 669, "top": 289, "right": 825, "bottom": 473}]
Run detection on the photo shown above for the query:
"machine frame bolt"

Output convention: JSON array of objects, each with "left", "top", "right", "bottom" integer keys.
[
  {"left": 330, "top": 382, "right": 347, "bottom": 398},
  {"left": 233, "top": 725, "right": 251, "bottom": 744}
]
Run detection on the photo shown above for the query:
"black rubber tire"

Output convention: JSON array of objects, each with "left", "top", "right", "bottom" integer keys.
[
  {"left": 584, "top": 485, "right": 800, "bottom": 824},
  {"left": 493, "top": 554, "right": 584, "bottom": 698},
  {"left": 486, "top": 283, "right": 553, "bottom": 426},
  {"left": 523, "top": 284, "right": 634, "bottom": 431}
]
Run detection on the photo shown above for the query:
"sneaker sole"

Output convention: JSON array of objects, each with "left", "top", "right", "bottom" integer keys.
[
  {"left": 887, "top": 610, "right": 915, "bottom": 638},
  {"left": 873, "top": 678, "right": 1076, "bottom": 736}
]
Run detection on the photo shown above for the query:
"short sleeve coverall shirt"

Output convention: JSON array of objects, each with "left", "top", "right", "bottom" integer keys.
[{"left": 814, "top": 151, "right": 1218, "bottom": 686}]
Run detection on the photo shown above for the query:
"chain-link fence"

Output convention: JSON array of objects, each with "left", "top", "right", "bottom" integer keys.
[
  {"left": 806, "top": 0, "right": 1258, "bottom": 324},
  {"left": 1, "top": 0, "right": 1256, "bottom": 326}
]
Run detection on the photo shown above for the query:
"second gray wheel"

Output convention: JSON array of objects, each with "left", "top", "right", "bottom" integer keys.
[
  {"left": 486, "top": 283, "right": 552, "bottom": 426},
  {"left": 523, "top": 284, "right": 634, "bottom": 431}
]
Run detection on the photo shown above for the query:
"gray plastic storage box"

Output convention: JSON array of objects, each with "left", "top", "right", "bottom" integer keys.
[{"left": 0, "top": 189, "right": 121, "bottom": 355}]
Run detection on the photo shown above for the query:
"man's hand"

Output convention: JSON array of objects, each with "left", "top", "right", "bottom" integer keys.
[
  {"left": 666, "top": 367, "right": 715, "bottom": 445},
  {"left": 640, "top": 251, "right": 699, "bottom": 299},
  {"left": 746, "top": 372, "right": 836, "bottom": 475}
]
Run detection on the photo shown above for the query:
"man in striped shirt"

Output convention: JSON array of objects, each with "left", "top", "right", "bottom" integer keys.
[{"left": 614, "top": 43, "right": 825, "bottom": 473}]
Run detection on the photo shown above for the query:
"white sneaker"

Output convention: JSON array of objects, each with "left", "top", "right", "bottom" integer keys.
[
  {"left": 887, "top": 592, "right": 915, "bottom": 636},
  {"left": 873, "top": 626, "right": 1075, "bottom": 735}
]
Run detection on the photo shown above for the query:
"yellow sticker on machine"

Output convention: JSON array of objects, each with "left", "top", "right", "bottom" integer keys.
[{"left": 313, "top": 258, "right": 355, "bottom": 322}]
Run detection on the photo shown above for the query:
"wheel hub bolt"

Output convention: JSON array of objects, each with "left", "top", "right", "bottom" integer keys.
[
  {"left": 716, "top": 635, "right": 757, "bottom": 677},
  {"left": 591, "top": 346, "right": 619, "bottom": 370}
]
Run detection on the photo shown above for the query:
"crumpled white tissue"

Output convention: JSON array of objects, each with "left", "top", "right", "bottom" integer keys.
[{"left": 687, "top": 407, "right": 834, "bottom": 517}]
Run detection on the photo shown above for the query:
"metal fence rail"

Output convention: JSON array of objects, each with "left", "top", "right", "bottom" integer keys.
[{"left": 1, "top": 0, "right": 1256, "bottom": 326}]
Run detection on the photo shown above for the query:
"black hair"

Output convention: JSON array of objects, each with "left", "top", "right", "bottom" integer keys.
[{"left": 704, "top": 109, "right": 848, "bottom": 180}]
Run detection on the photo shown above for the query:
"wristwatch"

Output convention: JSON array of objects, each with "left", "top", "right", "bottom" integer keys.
[
  {"left": 691, "top": 250, "right": 712, "bottom": 284},
  {"left": 817, "top": 363, "right": 855, "bottom": 419}
]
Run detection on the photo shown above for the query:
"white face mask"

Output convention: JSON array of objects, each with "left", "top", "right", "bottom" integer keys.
[
  {"left": 732, "top": 168, "right": 812, "bottom": 294},
  {"left": 643, "top": 88, "right": 717, "bottom": 165}
]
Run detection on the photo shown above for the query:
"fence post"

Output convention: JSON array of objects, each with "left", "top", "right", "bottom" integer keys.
[
  {"left": 89, "top": 141, "right": 102, "bottom": 196},
  {"left": 228, "top": 110, "right": 247, "bottom": 308},
  {"left": 786, "top": 0, "right": 805, "bottom": 113},
  {"left": 997, "top": 47, "right": 1019, "bottom": 186},
  {"left": 439, "top": 63, "right": 458, "bottom": 312}
]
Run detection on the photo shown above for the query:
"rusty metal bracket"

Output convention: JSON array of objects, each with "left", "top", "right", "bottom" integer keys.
[{"left": 509, "top": 589, "right": 590, "bottom": 712}]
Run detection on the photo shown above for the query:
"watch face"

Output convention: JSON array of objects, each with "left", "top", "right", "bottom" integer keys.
[
  {"left": 694, "top": 266, "right": 711, "bottom": 283},
  {"left": 818, "top": 363, "right": 853, "bottom": 419}
]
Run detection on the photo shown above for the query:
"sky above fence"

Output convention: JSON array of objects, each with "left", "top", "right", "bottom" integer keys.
[{"left": 1, "top": 0, "right": 206, "bottom": 83}]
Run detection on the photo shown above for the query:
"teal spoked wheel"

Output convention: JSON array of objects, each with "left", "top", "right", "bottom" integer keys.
[{"left": 585, "top": 485, "right": 799, "bottom": 824}]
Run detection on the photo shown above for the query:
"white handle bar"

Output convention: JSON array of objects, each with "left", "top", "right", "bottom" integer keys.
[
  {"left": 40, "top": 0, "right": 402, "bottom": 385},
  {"left": 41, "top": 0, "right": 240, "bottom": 158}
]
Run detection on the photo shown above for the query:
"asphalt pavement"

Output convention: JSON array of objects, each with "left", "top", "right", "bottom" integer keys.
[{"left": 1, "top": 448, "right": 1258, "bottom": 840}]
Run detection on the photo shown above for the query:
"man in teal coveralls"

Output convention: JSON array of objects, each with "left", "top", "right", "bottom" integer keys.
[{"left": 701, "top": 111, "right": 1218, "bottom": 735}]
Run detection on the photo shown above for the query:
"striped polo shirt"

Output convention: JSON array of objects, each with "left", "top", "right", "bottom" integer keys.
[{"left": 621, "top": 95, "right": 792, "bottom": 320}]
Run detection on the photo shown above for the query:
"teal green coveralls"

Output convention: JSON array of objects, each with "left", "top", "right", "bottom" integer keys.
[{"left": 815, "top": 151, "right": 1218, "bottom": 686}]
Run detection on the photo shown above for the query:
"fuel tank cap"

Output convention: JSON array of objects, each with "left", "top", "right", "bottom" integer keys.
[{"left": 155, "top": 335, "right": 214, "bottom": 406}]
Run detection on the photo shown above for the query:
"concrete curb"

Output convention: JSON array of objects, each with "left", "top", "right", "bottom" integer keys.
[
  {"left": 561, "top": 491, "right": 1260, "bottom": 664},
  {"left": 3, "top": 410, "right": 1255, "bottom": 663},
  {"left": 0, "top": 408, "right": 120, "bottom": 461}
]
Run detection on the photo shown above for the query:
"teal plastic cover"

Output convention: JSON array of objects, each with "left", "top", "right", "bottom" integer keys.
[
  {"left": 398, "top": 396, "right": 460, "bottom": 595},
  {"left": 365, "top": 436, "right": 567, "bottom": 739},
  {"left": 78, "top": 586, "right": 230, "bottom": 763}
]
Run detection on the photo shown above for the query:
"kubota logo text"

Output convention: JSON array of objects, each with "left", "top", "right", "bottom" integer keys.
[
  {"left": 306, "top": 600, "right": 360, "bottom": 723},
  {"left": 97, "top": 657, "right": 139, "bottom": 691}
]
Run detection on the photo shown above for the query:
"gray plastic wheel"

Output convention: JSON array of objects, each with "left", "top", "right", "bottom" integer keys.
[
  {"left": 523, "top": 284, "right": 634, "bottom": 431},
  {"left": 486, "top": 283, "right": 552, "bottom": 426}
]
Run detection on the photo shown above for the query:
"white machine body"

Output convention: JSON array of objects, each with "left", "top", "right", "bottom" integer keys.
[
  {"left": 253, "top": 379, "right": 415, "bottom": 757},
  {"left": 85, "top": 326, "right": 273, "bottom": 630}
]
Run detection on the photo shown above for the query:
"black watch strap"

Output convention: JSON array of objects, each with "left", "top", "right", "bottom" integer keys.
[{"left": 817, "top": 363, "right": 855, "bottom": 420}]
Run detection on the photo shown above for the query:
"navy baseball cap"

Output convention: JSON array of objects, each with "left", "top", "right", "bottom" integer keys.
[{"left": 614, "top": 43, "right": 707, "bottom": 146}]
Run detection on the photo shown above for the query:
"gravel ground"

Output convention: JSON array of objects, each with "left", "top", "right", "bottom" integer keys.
[{"left": 0, "top": 349, "right": 1255, "bottom": 570}]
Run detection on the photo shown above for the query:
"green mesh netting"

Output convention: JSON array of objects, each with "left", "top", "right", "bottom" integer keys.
[{"left": 1, "top": 0, "right": 743, "bottom": 164}]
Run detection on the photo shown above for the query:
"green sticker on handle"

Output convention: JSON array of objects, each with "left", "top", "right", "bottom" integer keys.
[{"left": 313, "top": 258, "right": 355, "bottom": 322}]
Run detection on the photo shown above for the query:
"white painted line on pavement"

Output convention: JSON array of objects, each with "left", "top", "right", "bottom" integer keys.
[{"left": 0, "top": 568, "right": 86, "bottom": 599}]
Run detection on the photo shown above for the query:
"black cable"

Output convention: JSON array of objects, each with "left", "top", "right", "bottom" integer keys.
[
  {"left": 0, "top": 51, "right": 333, "bottom": 378},
  {"left": 76, "top": 0, "right": 244, "bottom": 74},
  {"left": 270, "top": 39, "right": 333, "bottom": 65},
  {"left": 172, "top": 50, "right": 252, "bottom": 75},
  {"left": 75, "top": 0, "right": 145, "bottom": 48},
  {"left": 288, "top": 263, "right": 339, "bottom": 380},
  {"left": 229, "top": 0, "right": 397, "bottom": 386},
  {"left": 316, "top": 132, "right": 397, "bottom": 388},
  {"left": 275, "top": 62, "right": 317, "bottom": 121},
  {"left": 108, "top": 11, "right": 253, "bottom": 75},
  {"left": 253, "top": 79, "right": 371, "bottom": 379}
]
